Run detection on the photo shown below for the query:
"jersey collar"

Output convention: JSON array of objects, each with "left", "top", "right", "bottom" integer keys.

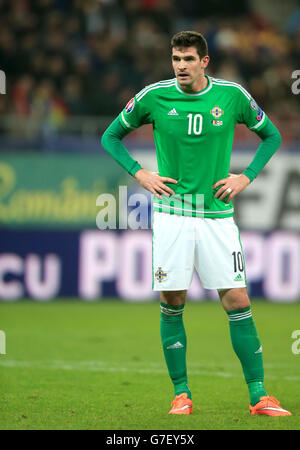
[{"left": 175, "top": 75, "right": 212, "bottom": 96}]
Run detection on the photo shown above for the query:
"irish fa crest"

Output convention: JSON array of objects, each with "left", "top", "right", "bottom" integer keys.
[
  {"left": 155, "top": 267, "right": 167, "bottom": 283},
  {"left": 210, "top": 106, "right": 224, "bottom": 126},
  {"left": 210, "top": 106, "right": 224, "bottom": 119}
]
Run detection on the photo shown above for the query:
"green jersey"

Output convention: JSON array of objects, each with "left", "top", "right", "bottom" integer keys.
[{"left": 118, "top": 75, "right": 268, "bottom": 218}]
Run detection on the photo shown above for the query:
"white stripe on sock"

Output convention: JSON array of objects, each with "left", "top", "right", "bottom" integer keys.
[
  {"left": 228, "top": 310, "right": 252, "bottom": 321},
  {"left": 160, "top": 305, "right": 184, "bottom": 316}
]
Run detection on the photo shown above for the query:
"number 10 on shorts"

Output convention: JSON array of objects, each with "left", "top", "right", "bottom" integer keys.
[{"left": 232, "top": 251, "right": 244, "bottom": 272}]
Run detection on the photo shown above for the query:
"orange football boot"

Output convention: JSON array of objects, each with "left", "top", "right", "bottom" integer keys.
[
  {"left": 249, "top": 396, "right": 291, "bottom": 416},
  {"left": 168, "top": 393, "right": 193, "bottom": 415}
]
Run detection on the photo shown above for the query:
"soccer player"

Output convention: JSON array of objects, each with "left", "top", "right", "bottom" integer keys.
[{"left": 101, "top": 31, "right": 291, "bottom": 417}]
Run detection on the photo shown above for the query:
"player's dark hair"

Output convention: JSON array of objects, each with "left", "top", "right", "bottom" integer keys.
[{"left": 171, "top": 31, "right": 208, "bottom": 59}]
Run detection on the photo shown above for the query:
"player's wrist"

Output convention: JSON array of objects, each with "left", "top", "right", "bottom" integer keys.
[
  {"left": 133, "top": 168, "right": 144, "bottom": 179},
  {"left": 241, "top": 172, "right": 251, "bottom": 184}
]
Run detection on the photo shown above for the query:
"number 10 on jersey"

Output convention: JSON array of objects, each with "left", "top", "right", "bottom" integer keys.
[{"left": 187, "top": 113, "right": 203, "bottom": 135}]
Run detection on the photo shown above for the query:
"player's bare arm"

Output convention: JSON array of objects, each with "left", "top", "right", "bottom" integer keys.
[
  {"left": 134, "top": 168, "right": 177, "bottom": 199},
  {"left": 213, "top": 173, "right": 250, "bottom": 202}
]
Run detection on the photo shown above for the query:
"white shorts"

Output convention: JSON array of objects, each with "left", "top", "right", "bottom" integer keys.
[{"left": 152, "top": 211, "right": 247, "bottom": 291}]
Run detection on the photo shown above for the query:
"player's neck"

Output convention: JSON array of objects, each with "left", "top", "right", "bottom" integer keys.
[{"left": 179, "top": 74, "right": 208, "bottom": 93}]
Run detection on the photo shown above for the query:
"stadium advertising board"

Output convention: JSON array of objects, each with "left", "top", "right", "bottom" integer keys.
[
  {"left": 0, "top": 152, "right": 299, "bottom": 302},
  {"left": 0, "top": 154, "right": 125, "bottom": 228},
  {"left": 0, "top": 229, "right": 299, "bottom": 302},
  {"left": 0, "top": 152, "right": 299, "bottom": 230}
]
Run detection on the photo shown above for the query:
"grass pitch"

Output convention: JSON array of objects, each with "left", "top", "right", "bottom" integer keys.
[{"left": 0, "top": 299, "right": 300, "bottom": 430}]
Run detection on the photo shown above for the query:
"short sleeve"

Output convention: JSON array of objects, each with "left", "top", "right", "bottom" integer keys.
[
  {"left": 118, "top": 92, "right": 152, "bottom": 130},
  {"left": 236, "top": 87, "right": 267, "bottom": 132}
]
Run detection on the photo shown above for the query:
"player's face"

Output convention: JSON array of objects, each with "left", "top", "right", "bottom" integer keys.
[{"left": 172, "top": 47, "right": 209, "bottom": 90}]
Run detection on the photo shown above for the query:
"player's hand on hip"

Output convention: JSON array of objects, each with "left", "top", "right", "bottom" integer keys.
[
  {"left": 212, "top": 173, "right": 250, "bottom": 202},
  {"left": 134, "top": 169, "right": 177, "bottom": 199}
]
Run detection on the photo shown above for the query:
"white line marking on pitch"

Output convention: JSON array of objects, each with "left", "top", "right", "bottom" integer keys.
[{"left": 0, "top": 360, "right": 299, "bottom": 381}]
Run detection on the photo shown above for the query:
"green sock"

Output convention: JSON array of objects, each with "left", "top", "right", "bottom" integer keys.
[
  {"left": 227, "top": 306, "right": 267, "bottom": 406},
  {"left": 160, "top": 302, "right": 191, "bottom": 399}
]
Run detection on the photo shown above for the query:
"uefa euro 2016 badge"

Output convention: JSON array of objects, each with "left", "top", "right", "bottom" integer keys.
[
  {"left": 250, "top": 98, "right": 259, "bottom": 111},
  {"left": 210, "top": 105, "right": 224, "bottom": 126},
  {"left": 125, "top": 98, "right": 135, "bottom": 114},
  {"left": 155, "top": 267, "right": 167, "bottom": 283},
  {"left": 250, "top": 98, "right": 264, "bottom": 121}
]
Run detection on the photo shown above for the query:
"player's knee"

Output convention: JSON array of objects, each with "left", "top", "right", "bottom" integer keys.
[
  {"left": 218, "top": 288, "right": 250, "bottom": 311},
  {"left": 161, "top": 290, "right": 186, "bottom": 306}
]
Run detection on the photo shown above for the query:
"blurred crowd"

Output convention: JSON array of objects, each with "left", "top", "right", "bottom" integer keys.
[{"left": 0, "top": 0, "right": 300, "bottom": 146}]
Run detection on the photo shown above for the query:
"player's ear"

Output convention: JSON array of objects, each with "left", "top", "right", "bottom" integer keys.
[{"left": 201, "top": 55, "right": 210, "bottom": 68}]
